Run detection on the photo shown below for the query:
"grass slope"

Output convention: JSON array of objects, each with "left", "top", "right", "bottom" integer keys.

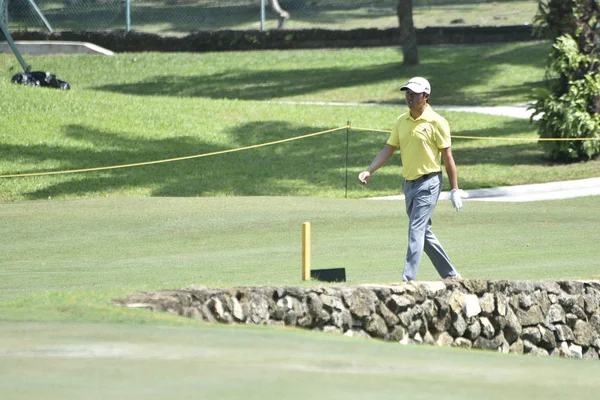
[{"left": 1, "top": 43, "right": 598, "bottom": 201}]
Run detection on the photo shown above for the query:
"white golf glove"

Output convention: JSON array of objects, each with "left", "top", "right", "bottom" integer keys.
[
  {"left": 358, "top": 171, "right": 371, "bottom": 185},
  {"left": 450, "top": 189, "right": 467, "bottom": 212}
]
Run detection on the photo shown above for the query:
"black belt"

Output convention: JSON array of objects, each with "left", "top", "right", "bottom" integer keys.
[{"left": 406, "top": 171, "right": 440, "bottom": 183}]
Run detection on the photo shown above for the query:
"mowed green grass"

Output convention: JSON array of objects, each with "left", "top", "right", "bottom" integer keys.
[
  {"left": 2, "top": 196, "right": 600, "bottom": 307},
  {"left": 2, "top": 321, "right": 600, "bottom": 400},
  {"left": 1, "top": 42, "right": 599, "bottom": 202},
  {"left": 1, "top": 196, "right": 600, "bottom": 399}
]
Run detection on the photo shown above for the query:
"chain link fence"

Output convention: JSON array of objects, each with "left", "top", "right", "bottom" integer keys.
[{"left": 1, "top": 0, "right": 537, "bottom": 37}]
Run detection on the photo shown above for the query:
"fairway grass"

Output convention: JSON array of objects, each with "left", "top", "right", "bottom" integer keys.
[
  {"left": 2, "top": 195, "right": 600, "bottom": 308},
  {"left": 2, "top": 321, "right": 600, "bottom": 400}
]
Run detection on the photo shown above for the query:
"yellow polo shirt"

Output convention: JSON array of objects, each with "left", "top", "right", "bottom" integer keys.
[{"left": 386, "top": 104, "right": 451, "bottom": 181}]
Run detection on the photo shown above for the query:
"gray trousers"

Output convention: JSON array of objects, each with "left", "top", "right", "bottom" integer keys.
[{"left": 402, "top": 172, "right": 460, "bottom": 281}]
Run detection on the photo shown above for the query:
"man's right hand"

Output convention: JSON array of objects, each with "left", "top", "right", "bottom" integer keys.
[{"left": 358, "top": 171, "right": 371, "bottom": 185}]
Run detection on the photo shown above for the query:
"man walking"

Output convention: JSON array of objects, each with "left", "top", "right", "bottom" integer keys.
[{"left": 358, "top": 77, "right": 463, "bottom": 282}]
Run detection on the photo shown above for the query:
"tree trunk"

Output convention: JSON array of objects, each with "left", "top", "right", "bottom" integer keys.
[{"left": 397, "top": 0, "right": 419, "bottom": 65}]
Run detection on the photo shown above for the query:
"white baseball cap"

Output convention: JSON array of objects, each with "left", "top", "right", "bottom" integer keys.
[{"left": 400, "top": 77, "right": 431, "bottom": 95}]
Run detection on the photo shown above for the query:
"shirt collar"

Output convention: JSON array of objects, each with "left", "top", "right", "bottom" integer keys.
[{"left": 406, "top": 104, "right": 432, "bottom": 121}]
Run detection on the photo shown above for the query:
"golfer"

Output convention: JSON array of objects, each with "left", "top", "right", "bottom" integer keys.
[{"left": 358, "top": 77, "right": 463, "bottom": 282}]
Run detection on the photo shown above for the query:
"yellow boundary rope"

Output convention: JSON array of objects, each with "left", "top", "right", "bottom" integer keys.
[
  {"left": 350, "top": 126, "right": 600, "bottom": 141},
  {"left": 0, "top": 126, "right": 348, "bottom": 179},
  {"left": 1, "top": 125, "right": 599, "bottom": 179}
]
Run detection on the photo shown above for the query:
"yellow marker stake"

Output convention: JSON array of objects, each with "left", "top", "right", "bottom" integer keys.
[{"left": 302, "top": 222, "right": 311, "bottom": 281}]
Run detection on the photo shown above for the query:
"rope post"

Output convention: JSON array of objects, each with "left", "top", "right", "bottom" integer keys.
[
  {"left": 302, "top": 222, "right": 311, "bottom": 281},
  {"left": 345, "top": 121, "right": 350, "bottom": 198},
  {"left": 260, "top": 0, "right": 265, "bottom": 31},
  {"left": 126, "top": 0, "right": 131, "bottom": 32}
]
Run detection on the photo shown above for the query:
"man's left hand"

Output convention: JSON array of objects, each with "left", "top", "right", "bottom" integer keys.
[{"left": 450, "top": 189, "right": 468, "bottom": 211}]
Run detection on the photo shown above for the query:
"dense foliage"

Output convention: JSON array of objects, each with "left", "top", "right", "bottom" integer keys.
[{"left": 532, "top": 0, "right": 600, "bottom": 162}]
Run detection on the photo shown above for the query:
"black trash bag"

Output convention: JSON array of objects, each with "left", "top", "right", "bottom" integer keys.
[{"left": 11, "top": 71, "right": 70, "bottom": 90}]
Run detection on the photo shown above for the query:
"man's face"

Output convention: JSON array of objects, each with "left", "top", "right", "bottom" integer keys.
[{"left": 404, "top": 89, "right": 429, "bottom": 109}]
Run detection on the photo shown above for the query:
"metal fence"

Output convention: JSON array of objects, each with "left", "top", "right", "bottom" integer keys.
[{"left": 1, "top": 0, "right": 537, "bottom": 37}]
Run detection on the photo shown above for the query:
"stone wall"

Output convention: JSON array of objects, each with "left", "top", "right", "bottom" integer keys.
[
  {"left": 112, "top": 280, "right": 600, "bottom": 360},
  {"left": 6, "top": 25, "right": 536, "bottom": 53}
]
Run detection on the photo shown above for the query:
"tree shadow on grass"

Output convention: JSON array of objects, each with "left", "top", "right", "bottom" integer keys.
[
  {"left": 94, "top": 64, "right": 542, "bottom": 107},
  {"left": 1, "top": 124, "right": 224, "bottom": 199},
  {"left": 95, "top": 62, "right": 403, "bottom": 101},
  {"left": 4, "top": 121, "right": 366, "bottom": 199},
  {"left": 448, "top": 117, "right": 546, "bottom": 166},
  {"left": 454, "top": 141, "right": 545, "bottom": 167},
  {"left": 5, "top": 116, "right": 546, "bottom": 200},
  {"left": 94, "top": 41, "right": 548, "bottom": 106}
]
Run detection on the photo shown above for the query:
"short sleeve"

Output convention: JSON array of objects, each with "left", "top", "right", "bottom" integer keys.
[
  {"left": 387, "top": 124, "right": 400, "bottom": 148},
  {"left": 435, "top": 117, "right": 452, "bottom": 149},
  {"left": 387, "top": 115, "right": 404, "bottom": 148}
]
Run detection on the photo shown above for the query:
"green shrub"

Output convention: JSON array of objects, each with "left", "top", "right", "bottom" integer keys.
[
  {"left": 531, "top": 35, "right": 600, "bottom": 161},
  {"left": 531, "top": 0, "right": 600, "bottom": 162}
]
